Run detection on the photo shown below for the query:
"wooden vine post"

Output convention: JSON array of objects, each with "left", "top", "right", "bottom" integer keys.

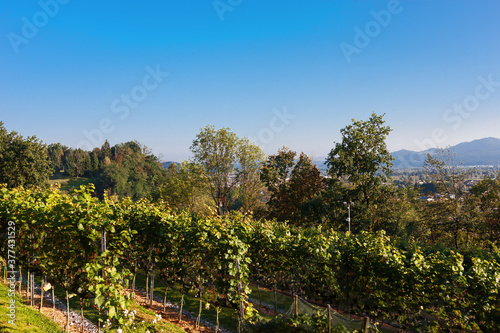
[
  {"left": 163, "top": 285, "right": 168, "bottom": 312},
  {"left": 30, "top": 271, "right": 35, "bottom": 307},
  {"left": 327, "top": 304, "right": 332, "bottom": 333},
  {"left": 80, "top": 299, "right": 84, "bottom": 333},
  {"left": 364, "top": 316, "right": 370, "bottom": 333},
  {"left": 236, "top": 259, "right": 244, "bottom": 333},
  {"left": 179, "top": 293, "right": 184, "bottom": 322},
  {"left": 39, "top": 276, "right": 44, "bottom": 312},
  {"left": 52, "top": 285, "right": 56, "bottom": 321},
  {"left": 273, "top": 283, "right": 278, "bottom": 314},
  {"left": 149, "top": 268, "right": 155, "bottom": 306},
  {"left": 294, "top": 294, "right": 298, "bottom": 316},
  {"left": 65, "top": 289, "right": 70, "bottom": 333},
  {"left": 18, "top": 267, "right": 22, "bottom": 296}
]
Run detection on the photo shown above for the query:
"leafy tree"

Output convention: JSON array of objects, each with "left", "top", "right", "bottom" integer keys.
[
  {"left": 422, "top": 148, "right": 474, "bottom": 248},
  {"left": 190, "top": 125, "right": 264, "bottom": 215},
  {"left": 152, "top": 161, "right": 212, "bottom": 214},
  {"left": 47, "top": 143, "right": 67, "bottom": 173},
  {"left": 261, "top": 148, "right": 323, "bottom": 224},
  {"left": 467, "top": 172, "right": 500, "bottom": 246},
  {"left": 260, "top": 147, "right": 298, "bottom": 221},
  {"left": 0, "top": 121, "right": 52, "bottom": 187},
  {"left": 324, "top": 112, "right": 393, "bottom": 231},
  {"left": 234, "top": 138, "right": 266, "bottom": 215},
  {"left": 96, "top": 141, "right": 167, "bottom": 200},
  {"left": 326, "top": 112, "right": 393, "bottom": 205},
  {"left": 90, "top": 148, "right": 100, "bottom": 175},
  {"left": 190, "top": 125, "right": 239, "bottom": 214}
]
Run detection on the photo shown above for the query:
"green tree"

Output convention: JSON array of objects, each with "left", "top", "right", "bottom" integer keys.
[
  {"left": 422, "top": 148, "right": 474, "bottom": 248},
  {"left": 235, "top": 137, "right": 266, "bottom": 215},
  {"left": 47, "top": 143, "right": 66, "bottom": 174},
  {"left": 469, "top": 173, "right": 500, "bottom": 245},
  {"left": 260, "top": 147, "right": 296, "bottom": 221},
  {"left": 190, "top": 125, "right": 264, "bottom": 215},
  {"left": 324, "top": 112, "right": 393, "bottom": 231},
  {"left": 0, "top": 122, "right": 52, "bottom": 187},
  {"left": 96, "top": 141, "right": 167, "bottom": 200},
  {"left": 152, "top": 161, "right": 212, "bottom": 214},
  {"left": 261, "top": 147, "right": 323, "bottom": 224}
]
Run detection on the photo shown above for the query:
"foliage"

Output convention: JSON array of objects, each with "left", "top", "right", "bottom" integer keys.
[
  {"left": 151, "top": 161, "right": 212, "bottom": 214},
  {"left": 1, "top": 162, "right": 500, "bottom": 332},
  {"left": 260, "top": 148, "right": 323, "bottom": 225},
  {"left": 190, "top": 125, "right": 264, "bottom": 215},
  {"left": 0, "top": 121, "right": 52, "bottom": 188},
  {"left": 326, "top": 112, "right": 393, "bottom": 203}
]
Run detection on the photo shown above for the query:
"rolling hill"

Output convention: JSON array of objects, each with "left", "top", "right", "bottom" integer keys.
[{"left": 391, "top": 137, "right": 500, "bottom": 168}]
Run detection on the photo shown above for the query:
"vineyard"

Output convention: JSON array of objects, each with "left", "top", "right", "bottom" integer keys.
[{"left": 1, "top": 184, "right": 500, "bottom": 332}]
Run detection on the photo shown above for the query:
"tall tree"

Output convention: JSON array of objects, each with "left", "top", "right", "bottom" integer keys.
[
  {"left": 325, "top": 112, "right": 393, "bottom": 231},
  {"left": 422, "top": 148, "right": 474, "bottom": 248},
  {"left": 152, "top": 161, "right": 211, "bottom": 214},
  {"left": 260, "top": 147, "right": 296, "bottom": 221},
  {"left": 236, "top": 138, "right": 266, "bottom": 215},
  {"left": 261, "top": 148, "right": 323, "bottom": 224},
  {"left": 190, "top": 125, "right": 264, "bottom": 215},
  {"left": 469, "top": 173, "right": 500, "bottom": 245},
  {"left": 47, "top": 143, "right": 66, "bottom": 174},
  {"left": 0, "top": 122, "right": 52, "bottom": 187}
]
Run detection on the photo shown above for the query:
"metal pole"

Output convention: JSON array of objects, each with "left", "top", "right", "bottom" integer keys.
[
  {"left": 347, "top": 204, "right": 351, "bottom": 235},
  {"left": 344, "top": 202, "right": 353, "bottom": 235}
]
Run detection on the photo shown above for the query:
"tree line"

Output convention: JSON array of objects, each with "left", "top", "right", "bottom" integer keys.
[{"left": 1, "top": 113, "right": 499, "bottom": 250}]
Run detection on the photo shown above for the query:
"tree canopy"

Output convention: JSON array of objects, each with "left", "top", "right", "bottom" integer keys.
[
  {"left": 190, "top": 125, "right": 264, "bottom": 215},
  {"left": 0, "top": 121, "right": 52, "bottom": 187}
]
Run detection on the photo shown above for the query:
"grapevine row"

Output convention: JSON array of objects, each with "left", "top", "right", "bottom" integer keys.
[{"left": 1, "top": 184, "right": 499, "bottom": 332}]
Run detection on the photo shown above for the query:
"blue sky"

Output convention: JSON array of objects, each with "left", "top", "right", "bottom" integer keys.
[{"left": 2, "top": 0, "right": 500, "bottom": 161}]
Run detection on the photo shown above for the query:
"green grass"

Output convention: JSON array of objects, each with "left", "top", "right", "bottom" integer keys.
[
  {"left": 48, "top": 176, "right": 96, "bottom": 192},
  {"left": 249, "top": 284, "right": 293, "bottom": 312},
  {"left": 248, "top": 284, "right": 396, "bottom": 333},
  {"left": 134, "top": 273, "right": 241, "bottom": 332},
  {"left": 0, "top": 281, "right": 64, "bottom": 333}
]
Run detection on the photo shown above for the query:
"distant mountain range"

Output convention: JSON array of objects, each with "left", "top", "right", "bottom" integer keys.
[
  {"left": 391, "top": 137, "right": 500, "bottom": 168},
  {"left": 161, "top": 138, "right": 500, "bottom": 171}
]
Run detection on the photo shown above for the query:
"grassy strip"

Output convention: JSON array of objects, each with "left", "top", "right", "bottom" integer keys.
[
  {"left": 48, "top": 176, "right": 96, "bottom": 192},
  {"left": 249, "top": 284, "right": 396, "bottom": 333},
  {"left": 248, "top": 284, "right": 293, "bottom": 312},
  {"left": 0, "top": 281, "right": 64, "bottom": 333},
  {"left": 134, "top": 273, "right": 240, "bottom": 332}
]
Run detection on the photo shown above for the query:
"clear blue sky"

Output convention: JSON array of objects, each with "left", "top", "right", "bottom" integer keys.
[{"left": 2, "top": 0, "right": 500, "bottom": 161}]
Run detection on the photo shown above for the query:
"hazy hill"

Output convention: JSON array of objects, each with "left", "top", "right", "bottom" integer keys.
[{"left": 391, "top": 137, "right": 500, "bottom": 168}]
